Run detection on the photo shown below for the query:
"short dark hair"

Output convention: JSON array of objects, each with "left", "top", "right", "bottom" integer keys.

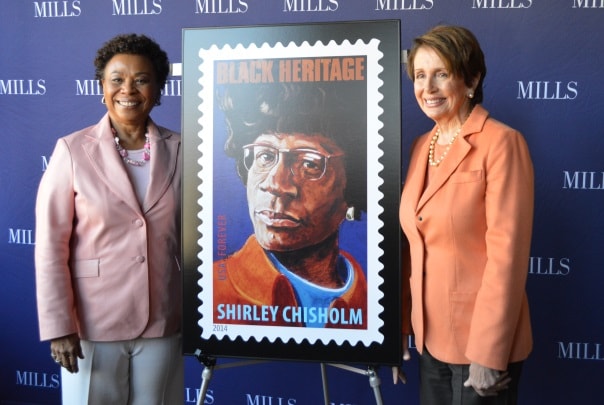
[
  {"left": 407, "top": 25, "right": 486, "bottom": 106},
  {"left": 94, "top": 33, "right": 170, "bottom": 104},
  {"left": 219, "top": 82, "right": 367, "bottom": 217}
]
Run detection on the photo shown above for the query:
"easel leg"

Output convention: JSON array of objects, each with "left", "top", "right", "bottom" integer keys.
[
  {"left": 324, "top": 363, "right": 384, "bottom": 405},
  {"left": 367, "top": 366, "right": 383, "bottom": 405},
  {"left": 320, "top": 363, "right": 330, "bottom": 405},
  {"left": 194, "top": 349, "right": 217, "bottom": 405},
  {"left": 193, "top": 349, "right": 268, "bottom": 404},
  {"left": 194, "top": 352, "right": 384, "bottom": 405},
  {"left": 197, "top": 365, "right": 214, "bottom": 405}
]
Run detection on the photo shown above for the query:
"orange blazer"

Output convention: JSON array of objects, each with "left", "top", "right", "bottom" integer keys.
[
  {"left": 213, "top": 236, "right": 368, "bottom": 328},
  {"left": 35, "top": 114, "right": 182, "bottom": 342},
  {"left": 399, "top": 105, "right": 534, "bottom": 370}
]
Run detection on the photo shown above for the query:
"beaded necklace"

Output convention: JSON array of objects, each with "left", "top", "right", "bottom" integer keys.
[
  {"left": 428, "top": 126, "right": 461, "bottom": 167},
  {"left": 111, "top": 125, "right": 150, "bottom": 166}
]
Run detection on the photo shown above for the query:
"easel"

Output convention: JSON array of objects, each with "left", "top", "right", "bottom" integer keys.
[
  {"left": 194, "top": 349, "right": 384, "bottom": 405},
  {"left": 320, "top": 363, "right": 384, "bottom": 405}
]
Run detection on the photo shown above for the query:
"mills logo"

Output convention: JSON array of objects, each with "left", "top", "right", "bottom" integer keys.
[
  {"left": 282, "top": 0, "right": 338, "bottom": 12},
  {"left": 112, "top": 0, "right": 162, "bottom": 15},
  {"left": 16, "top": 370, "right": 60, "bottom": 388},
  {"left": 529, "top": 257, "right": 570, "bottom": 276},
  {"left": 517, "top": 81, "right": 578, "bottom": 100},
  {"left": 34, "top": 1, "right": 81, "bottom": 17},
  {"left": 195, "top": 0, "right": 249, "bottom": 13},
  {"left": 0, "top": 79, "right": 46, "bottom": 95},
  {"left": 558, "top": 342, "right": 604, "bottom": 360},
  {"left": 471, "top": 0, "right": 532, "bottom": 8},
  {"left": 8, "top": 229, "right": 35, "bottom": 245},
  {"left": 374, "top": 0, "right": 433, "bottom": 10},
  {"left": 573, "top": 0, "right": 604, "bottom": 8},
  {"left": 76, "top": 80, "right": 103, "bottom": 96},
  {"left": 75, "top": 79, "right": 181, "bottom": 97},
  {"left": 563, "top": 171, "right": 604, "bottom": 190}
]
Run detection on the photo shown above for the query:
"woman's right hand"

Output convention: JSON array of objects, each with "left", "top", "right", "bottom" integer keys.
[{"left": 50, "top": 334, "right": 84, "bottom": 374}]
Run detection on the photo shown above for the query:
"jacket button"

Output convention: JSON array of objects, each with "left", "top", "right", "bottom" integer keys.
[
  {"left": 135, "top": 256, "right": 145, "bottom": 263},
  {"left": 133, "top": 219, "right": 144, "bottom": 227}
]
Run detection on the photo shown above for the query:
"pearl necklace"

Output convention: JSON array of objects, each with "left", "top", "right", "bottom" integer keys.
[
  {"left": 428, "top": 126, "right": 461, "bottom": 167},
  {"left": 111, "top": 126, "right": 150, "bottom": 166}
]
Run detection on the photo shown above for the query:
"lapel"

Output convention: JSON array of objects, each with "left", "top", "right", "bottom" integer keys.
[
  {"left": 412, "top": 105, "right": 488, "bottom": 212},
  {"left": 404, "top": 133, "right": 431, "bottom": 212},
  {"left": 143, "top": 121, "right": 179, "bottom": 213},
  {"left": 82, "top": 114, "right": 141, "bottom": 214},
  {"left": 81, "top": 114, "right": 179, "bottom": 215}
]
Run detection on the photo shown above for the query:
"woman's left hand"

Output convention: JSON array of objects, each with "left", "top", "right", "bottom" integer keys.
[{"left": 463, "top": 362, "right": 511, "bottom": 396}]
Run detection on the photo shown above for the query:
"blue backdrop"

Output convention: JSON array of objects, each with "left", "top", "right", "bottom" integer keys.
[{"left": 1, "top": 1, "right": 603, "bottom": 404}]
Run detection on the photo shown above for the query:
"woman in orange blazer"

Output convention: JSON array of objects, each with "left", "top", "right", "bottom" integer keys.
[
  {"left": 35, "top": 34, "right": 183, "bottom": 404},
  {"left": 398, "top": 26, "right": 534, "bottom": 404}
]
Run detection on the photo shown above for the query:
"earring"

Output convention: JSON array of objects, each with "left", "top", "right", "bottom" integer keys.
[
  {"left": 346, "top": 206, "right": 356, "bottom": 221},
  {"left": 468, "top": 92, "right": 474, "bottom": 99},
  {"left": 101, "top": 96, "right": 106, "bottom": 104}
]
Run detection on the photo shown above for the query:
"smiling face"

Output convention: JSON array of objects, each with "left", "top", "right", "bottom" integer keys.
[
  {"left": 412, "top": 46, "right": 474, "bottom": 126},
  {"left": 245, "top": 133, "right": 348, "bottom": 252},
  {"left": 101, "top": 53, "right": 158, "bottom": 127}
]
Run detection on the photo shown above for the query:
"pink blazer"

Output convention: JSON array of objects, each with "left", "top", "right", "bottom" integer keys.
[
  {"left": 399, "top": 105, "right": 534, "bottom": 370},
  {"left": 35, "top": 113, "right": 182, "bottom": 342}
]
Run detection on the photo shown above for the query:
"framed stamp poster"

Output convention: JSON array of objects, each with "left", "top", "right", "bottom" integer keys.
[{"left": 182, "top": 20, "right": 402, "bottom": 365}]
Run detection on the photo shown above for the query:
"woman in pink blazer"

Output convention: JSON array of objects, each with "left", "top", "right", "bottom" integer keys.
[
  {"left": 35, "top": 34, "right": 183, "bottom": 404},
  {"left": 398, "top": 26, "right": 534, "bottom": 404}
]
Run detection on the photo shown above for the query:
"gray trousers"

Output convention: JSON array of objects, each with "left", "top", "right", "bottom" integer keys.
[{"left": 60, "top": 334, "right": 183, "bottom": 405}]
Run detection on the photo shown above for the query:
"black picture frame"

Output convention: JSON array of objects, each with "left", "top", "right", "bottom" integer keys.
[{"left": 182, "top": 20, "right": 402, "bottom": 365}]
